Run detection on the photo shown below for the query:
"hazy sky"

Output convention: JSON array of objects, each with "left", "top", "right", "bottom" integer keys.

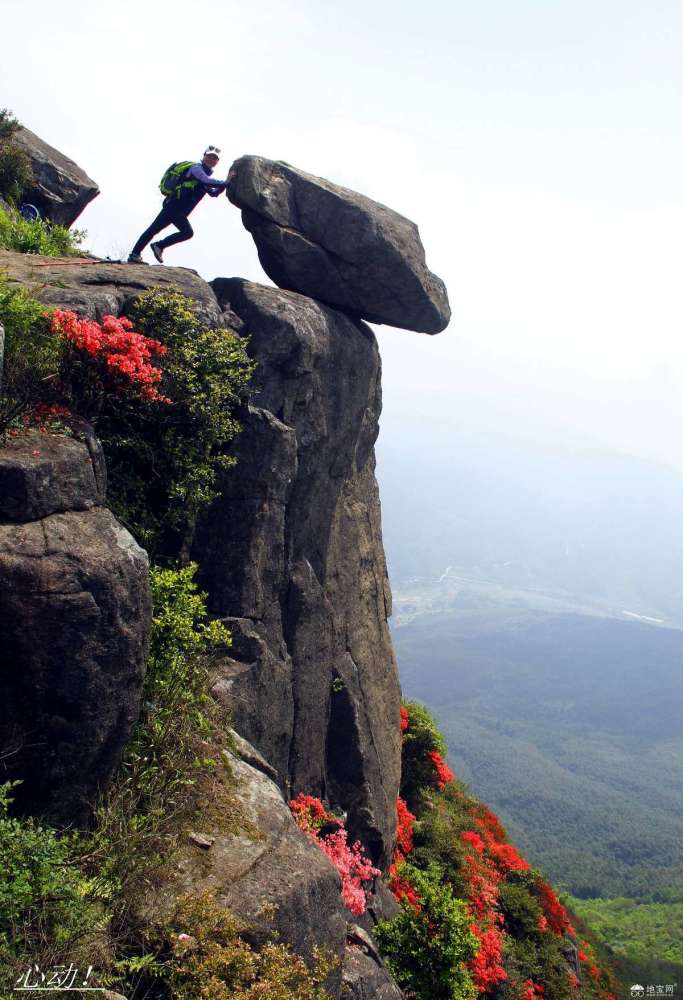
[{"left": 2, "top": 0, "right": 683, "bottom": 467}]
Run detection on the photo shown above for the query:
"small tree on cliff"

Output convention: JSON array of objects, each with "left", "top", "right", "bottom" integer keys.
[{"left": 0, "top": 110, "right": 33, "bottom": 204}]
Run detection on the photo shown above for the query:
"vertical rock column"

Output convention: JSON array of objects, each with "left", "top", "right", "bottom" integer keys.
[
  {"left": 193, "top": 279, "right": 401, "bottom": 866},
  {"left": 0, "top": 432, "right": 151, "bottom": 824}
]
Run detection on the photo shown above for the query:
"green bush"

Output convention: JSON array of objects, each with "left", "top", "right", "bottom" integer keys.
[
  {"left": 95, "top": 287, "right": 255, "bottom": 559},
  {"left": 0, "top": 206, "right": 85, "bottom": 256},
  {"left": 498, "top": 879, "right": 547, "bottom": 938},
  {"left": 0, "top": 782, "right": 105, "bottom": 992},
  {"left": 88, "top": 564, "right": 232, "bottom": 903},
  {"left": 0, "top": 110, "right": 32, "bottom": 204},
  {"left": 376, "top": 863, "right": 477, "bottom": 1000},
  {"left": 0, "top": 280, "right": 64, "bottom": 434},
  {"left": 409, "top": 784, "right": 471, "bottom": 891},
  {"left": 401, "top": 700, "right": 449, "bottom": 809},
  {"left": 146, "top": 892, "right": 336, "bottom": 1000}
]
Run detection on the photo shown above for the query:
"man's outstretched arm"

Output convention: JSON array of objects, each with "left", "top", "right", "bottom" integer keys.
[{"left": 187, "top": 163, "right": 227, "bottom": 190}]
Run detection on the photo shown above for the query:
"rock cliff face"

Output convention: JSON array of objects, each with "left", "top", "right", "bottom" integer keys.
[
  {"left": 1, "top": 248, "right": 404, "bottom": 866},
  {"left": 194, "top": 278, "right": 402, "bottom": 867},
  {"left": 0, "top": 430, "right": 151, "bottom": 824},
  {"left": 0, "top": 130, "right": 452, "bottom": 998}
]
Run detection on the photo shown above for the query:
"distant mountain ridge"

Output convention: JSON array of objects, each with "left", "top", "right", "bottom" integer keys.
[{"left": 391, "top": 583, "right": 683, "bottom": 900}]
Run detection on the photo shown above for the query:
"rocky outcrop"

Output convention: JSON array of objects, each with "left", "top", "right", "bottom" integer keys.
[
  {"left": 0, "top": 250, "right": 223, "bottom": 327},
  {"left": 341, "top": 945, "right": 404, "bottom": 999},
  {"left": 227, "top": 155, "right": 450, "bottom": 333},
  {"left": 0, "top": 434, "right": 150, "bottom": 824},
  {"left": 146, "top": 738, "right": 349, "bottom": 989},
  {"left": 0, "top": 427, "right": 105, "bottom": 520},
  {"left": 13, "top": 126, "right": 99, "bottom": 226},
  {"left": 194, "top": 278, "right": 402, "bottom": 867}
]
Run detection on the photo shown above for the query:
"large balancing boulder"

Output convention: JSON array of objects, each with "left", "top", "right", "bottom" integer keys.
[
  {"left": 13, "top": 126, "right": 99, "bottom": 226},
  {"left": 227, "top": 156, "right": 450, "bottom": 333}
]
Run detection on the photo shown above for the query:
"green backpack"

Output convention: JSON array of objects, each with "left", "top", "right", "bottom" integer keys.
[{"left": 159, "top": 160, "right": 196, "bottom": 198}]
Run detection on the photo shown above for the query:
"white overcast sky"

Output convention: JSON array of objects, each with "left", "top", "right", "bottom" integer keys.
[{"left": 2, "top": 0, "right": 683, "bottom": 468}]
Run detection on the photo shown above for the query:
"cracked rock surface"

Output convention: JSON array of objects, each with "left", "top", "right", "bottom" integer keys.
[{"left": 145, "top": 741, "right": 348, "bottom": 991}]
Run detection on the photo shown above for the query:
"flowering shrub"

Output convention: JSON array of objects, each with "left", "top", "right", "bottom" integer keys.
[
  {"left": 521, "top": 980, "right": 546, "bottom": 1000},
  {"left": 400, "top": 701, "right": 451, "bottom": 809},
  {"left": 394, "top": 796, "right": 416, "bottom": 862},
  {"left": 468, "top": 922, "right": 507, "bottom": 993},
  {"left": 388, "top": 796, "right": 419, "bottom": 909},
  {"left": 317, "top": 829, "right": 380, "bottom": 915},
  {"left": 533, "top": 879, "right": 573, "bottom": 937},
  {"left": 103, "top": 287, "right": 255, "bottom": 558},
  {"left": 288, "top": 793, "right": 334, "bottom": 834},
  {"left": 381, "top": 701, "right": 618, "bottom": 1000},
  {"left": 288, "top": 793, "right": 379, "bottom": 917},
  {"left": 51, "top": 309, "right": 170, "bottom": 405},
  {"left": 2, "top": 285, "right": 254, "bottom": 560},
  {"left": 428, "top": 749, "right": 455, "bottom": 790},
  {"left": 376, "top": 864, "right": 477, "bottom": 1000}
]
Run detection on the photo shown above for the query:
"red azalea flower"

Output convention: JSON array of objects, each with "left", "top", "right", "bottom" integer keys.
[{"left": 427, "top": 750, "right": 455, "bottom": 789}]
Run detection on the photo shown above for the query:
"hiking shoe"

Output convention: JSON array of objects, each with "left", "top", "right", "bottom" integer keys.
[
  {"left": 151, "top": 242, "right": 164, "bottom": 263},
  {"left": 127, "top": 252, "right": 145, "bottom": 263}
]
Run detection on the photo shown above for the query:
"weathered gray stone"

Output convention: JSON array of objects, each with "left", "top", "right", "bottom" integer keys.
[
  {"left": 146, "top": 742, "right": 348, "bottom": 987},
  {"left": 0, "top": 429, "right": 105, "bottom": 521},
  {"left": 194, "top": 279, "right": 402, "bottom": 867},
  {"left": 0, "top": 249, "right": 223, "bottom": 327},
  {"left": 228, "top": 155, "right": 450, "bottom": 333},
  {"left": 13, "top": 126, "right": 99, "bottom": 226},
  {"left": 227, "top": 727, "right": 279, "bottom": 782},
  {"left": 341, "top": 945, "right": 404, "bottom": 999},
  {"left": 0, "top": 506, "right": 151, "bottom": 823}
]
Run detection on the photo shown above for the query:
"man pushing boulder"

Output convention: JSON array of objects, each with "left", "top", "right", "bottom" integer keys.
[{"left": 128, "top": 145, "right": 227, "bottom": 264}]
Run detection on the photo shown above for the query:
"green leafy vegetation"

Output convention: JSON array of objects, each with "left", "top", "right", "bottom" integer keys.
[
  {"left": 97, "top": 287, "right": 255, "bottom": 559},
  {"left": 0, "top": 207, "right": 85, "bottom": 256},
  {"left": 376, "top": 701, "right": 621, "bottom": 1000},
  {"left": 0, "top": 280, "right": 64, "bottom": 433},
  {"left": 376, "top": 863, "right": 477, "bottom": 1000},
  {"left": 141, "top": 892, "right": 336, "bottom": 999},
  {"left": 0, "top": 109, "right": 32, "bottom": 205},
  {"left": 0, "top": 783, "right": 107, "bottom": 994},
  {"left": 565, "top": 895, "right": 683, "bottom": 964},
  {"left": 400, "top": 698, "right": 449, "bottom": 810},
  {"left": 0, "top": 564, "right": 240, "bottom": 997},
  {"left": 566, "top": 894, "right": 683, "bottom": 991},
  {"left": 0, "top": 285, "right": 254, "bottom": 557},
  {"left": 86, "top": 564, "right": 234, "bottom": 907}
]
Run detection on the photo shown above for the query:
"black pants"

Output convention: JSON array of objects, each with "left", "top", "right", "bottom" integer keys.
[{"left": 131, "top": 202, "right": 194, "bottom": 255}]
